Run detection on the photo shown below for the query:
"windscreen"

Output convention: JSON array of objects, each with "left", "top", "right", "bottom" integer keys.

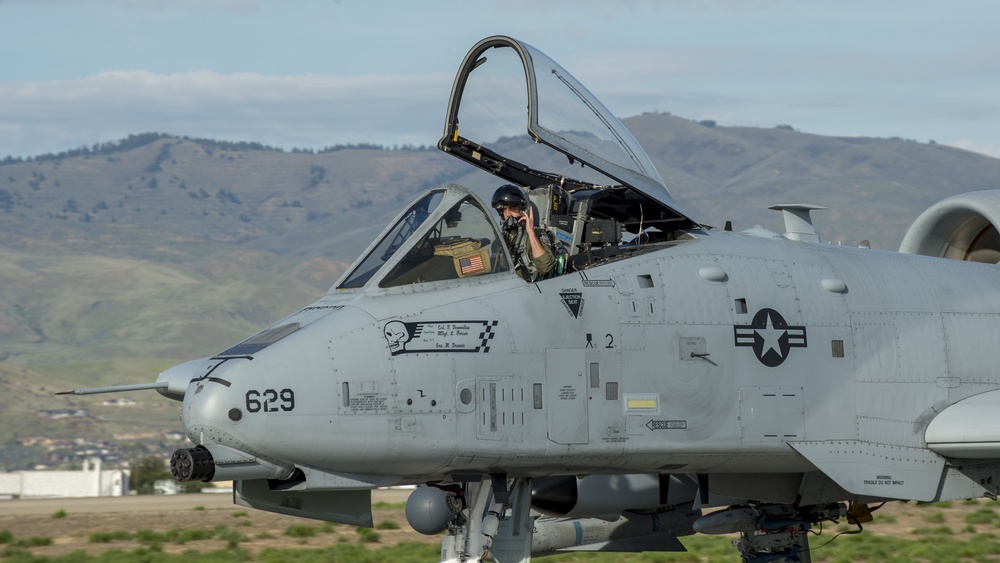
[
  {"left": 379, "top": 197, "right": 508, "bottom": 287},
  {"left": 338, "top": 190, "right": 444, "bottom": 289}
]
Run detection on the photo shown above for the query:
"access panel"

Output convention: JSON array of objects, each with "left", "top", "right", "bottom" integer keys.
[{"left": 545, "top": 349, "right": 589, "bottom": 444}]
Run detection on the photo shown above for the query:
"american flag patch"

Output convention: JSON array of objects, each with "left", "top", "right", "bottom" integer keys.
[{"left": 460, "top": 255, "right": 484, "bottom": 275}]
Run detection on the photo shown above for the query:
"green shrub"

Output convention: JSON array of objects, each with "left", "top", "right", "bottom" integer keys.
[
  {"left": 965, "top": 508, "right": 997, "bottom": 525},
  {"left": 1, "top": 546, "right": 26, "bottom": 558},
  {"left": 355, "top": 527, "right": 381, "bottom": 543},
  {"left": 136, "top": 529, "right": 165, "bottom": 544},
  {"left": 178, "top": 528, "right": 214, "bottom": 543},
  {"left": 215, "top": 527, "right": 247, "bottom": 549},
  {"left": 88, "top": 530, "right": 132, "bottom": 543},
  {"left": 922, "top": 512, "right": 946, "bottom": 523},
  {"left": 911, "top": 526, "right": 954, "bottom": 535},
  {"left": 285, "top": 525, "right": 317, "bottom": 538},
  {"left": 14, "top": 536, "right": 53, "bottom": 547}
]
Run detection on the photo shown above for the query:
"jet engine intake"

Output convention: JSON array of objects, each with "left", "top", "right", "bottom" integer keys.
[{"left": 899, "top": 190, "right": 1000, "bottom": 263}]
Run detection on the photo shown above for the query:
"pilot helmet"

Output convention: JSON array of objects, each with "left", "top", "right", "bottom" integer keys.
[{"left": 491, "top": 184, "right": 527, "bottom": 211}]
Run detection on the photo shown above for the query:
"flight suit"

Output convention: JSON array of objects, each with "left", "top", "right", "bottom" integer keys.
[{"left": 504, "top": 222, "right": 556, "bottom": 281}]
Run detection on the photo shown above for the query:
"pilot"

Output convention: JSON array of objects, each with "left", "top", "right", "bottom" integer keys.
[{"left": 492, "top": 184, "right": 556, "bottom": 281}]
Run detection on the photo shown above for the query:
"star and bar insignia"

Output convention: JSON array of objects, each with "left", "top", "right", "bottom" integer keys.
[{"left": 734, "top": 308, "right": 807, "bottom": 367}]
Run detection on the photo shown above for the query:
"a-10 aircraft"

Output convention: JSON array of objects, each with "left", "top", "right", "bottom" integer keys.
[{"left": 61, "top": 36, "right": 1000, "bottom": 563}]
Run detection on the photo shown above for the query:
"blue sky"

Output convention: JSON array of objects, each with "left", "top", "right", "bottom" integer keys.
[{"left": 2, "top": 0, "right": 999, "bottom": 159}]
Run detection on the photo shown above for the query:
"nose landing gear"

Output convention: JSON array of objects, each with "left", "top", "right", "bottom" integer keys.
[{"left": 437, "top": 475, "right": 533, "bottom": 563}]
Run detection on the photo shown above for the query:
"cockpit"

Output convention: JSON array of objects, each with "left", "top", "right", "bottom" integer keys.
[
  {"left": 335, "top": 36, "right": 702, "bottom": 292},
  {"left": 338, "top": 187, "right": 510, "bottom": 290},
  {"left": 377, "top": 193, "right": 510, "bottom": 288}
]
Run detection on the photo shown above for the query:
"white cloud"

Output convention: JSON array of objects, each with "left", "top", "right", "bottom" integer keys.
[
  {"left": 949, "top": 139, "right": 1000, "bottom": 160},
  {"left": 3, "top": 58, "right": 1000, "bottom": 164},
  {"left": 0, "top": 70, "right": 453, "bottom": 156}
]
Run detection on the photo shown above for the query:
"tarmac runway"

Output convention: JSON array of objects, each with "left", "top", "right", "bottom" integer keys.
[{"left": 0, "top": 487, "right": 412, "bottom": 516}]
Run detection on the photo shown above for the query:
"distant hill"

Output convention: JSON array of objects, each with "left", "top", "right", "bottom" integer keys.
[
  {"left": 4, "top": 119, "right": 998, "bottom": 265},
  {"left": 2, "top": 115, "right": 1000, "bottom": 468},
  {"left": 0, "top": 136, "right": 469, "bottom": 365},
  {"left": 0, "top": 135, "right": 466, "bottom": 263},
  {"left": 623, "top": 113, "right": 1000, "bottom": 249}
]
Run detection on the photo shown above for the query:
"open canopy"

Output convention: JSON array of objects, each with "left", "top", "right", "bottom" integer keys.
[
  {"left": 438, "top": 35, "right": 696, "bottom": 229},
  {"left": 335, "top": 37, "right": 703, "bottom": 292}
]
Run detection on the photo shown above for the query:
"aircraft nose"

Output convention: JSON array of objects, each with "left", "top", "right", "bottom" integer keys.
[
  {"left": 181, "top": 358, "right": 253, "bottom": 446},
  {"left": 173, "top": 304, "right": 380, "bottom": 482},
  {"left": 173, "top": 357, "right": 296, "bottom": 482}
]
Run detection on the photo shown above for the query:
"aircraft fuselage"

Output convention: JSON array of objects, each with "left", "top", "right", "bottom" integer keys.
[{"left": 181, "top": 224, "right": 1000, "bottom": 490}]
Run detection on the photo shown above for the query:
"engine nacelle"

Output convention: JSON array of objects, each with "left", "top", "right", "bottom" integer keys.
[{"left": 899, "top": 190, "right": 1000, "bottom": 263}]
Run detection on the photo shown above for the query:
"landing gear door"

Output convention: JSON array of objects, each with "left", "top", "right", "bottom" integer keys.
[{"left": 545, "top": 349, "right": 589, "bottom": 445}]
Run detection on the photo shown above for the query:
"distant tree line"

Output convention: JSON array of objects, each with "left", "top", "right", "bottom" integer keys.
[
  {"left": 0, "top": 133, "right": 435, "bottom": 167},
  {"left": 313, "top": 143, "right": 433, "bottom": 153},
  {"left": 1, "top": 133, "right": 172, "bottom": 166}
]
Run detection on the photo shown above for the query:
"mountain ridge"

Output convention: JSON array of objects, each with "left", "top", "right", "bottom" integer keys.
[{"left": 2, "top": 113, "right": 1000, "bottom": 467}]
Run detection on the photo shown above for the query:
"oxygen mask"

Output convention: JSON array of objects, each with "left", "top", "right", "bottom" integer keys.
[{"left": 502, "top": 216, "right": 521, "bottom": 233}]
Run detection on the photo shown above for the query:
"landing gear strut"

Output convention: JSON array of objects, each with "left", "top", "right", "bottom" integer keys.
[{"left": 439, "top": 475, "right": 533, "bottom": 563}]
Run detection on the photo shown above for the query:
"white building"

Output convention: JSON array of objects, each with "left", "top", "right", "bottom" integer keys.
[{"left": 0, "top": 458, "right": 129, "bottom": 499}]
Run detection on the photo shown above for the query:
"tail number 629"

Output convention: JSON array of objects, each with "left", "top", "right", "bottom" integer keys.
[{"left": 245, "top": 389, "right": 295, "bottom": 413}]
